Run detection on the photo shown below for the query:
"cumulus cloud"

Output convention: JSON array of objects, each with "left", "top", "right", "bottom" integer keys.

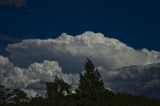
[
  {"left": 1, "top": 31, "right": 160, "bottom": 98},
  {"left": 1, "top": 54, "right": 160, "bottom": 98},
  {"left": 6, "top": 31, "right": 160, "bottom": 73},
  {"left": 0, "top": 0, "right": 26, "bottom": 7},
  {"left": 0, "top": 55, "right": 78, "bottom": 90},
  {"left": 99, "top": 63, "right": 160, "bottom": 99}
]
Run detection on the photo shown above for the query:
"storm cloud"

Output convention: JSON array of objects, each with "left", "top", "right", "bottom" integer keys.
[
  {"left": 0, "top": 55, "right": 160, "bottom": 98},
  {"left": 1, "top": 31, "right": 160, "bottom": 98},
  {"left": 99, "top": 63, "right": 160, "bottom": 99},
  {"left": 6, "top": 31, "right": 160, "bottom": 73}
]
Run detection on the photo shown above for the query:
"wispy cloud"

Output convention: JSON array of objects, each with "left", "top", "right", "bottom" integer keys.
[
  {"left": 0, "top": 34, "right": 19, "bottom": 42},
  {"left": 0, "top": 0, "right": 26, "bottom": 7}
]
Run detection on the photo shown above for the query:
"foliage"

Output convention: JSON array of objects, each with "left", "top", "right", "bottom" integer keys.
[
  {"left": 1, "top": 59, "right": 160, "bottom": 106},
  {"left": 46, "top": 76, "right": 71, "bottom": 99},
  {"left": 75, "top": 58, "right": 106, "bottom": 105},
  {"left": 46, "top": 76, "right": 71, "bottom": 106}
]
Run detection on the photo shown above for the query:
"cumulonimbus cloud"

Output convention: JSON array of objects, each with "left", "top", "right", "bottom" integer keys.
[
  {"left": 6, "top": 31, "right": 160, "bottom": 73},
  {"left": 1, "top": 31, "right": 160, "bottom": 98}
]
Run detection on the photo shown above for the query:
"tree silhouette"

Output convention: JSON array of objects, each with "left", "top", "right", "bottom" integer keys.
[
  {"left": 0, "top": 85, "right": 6, "bottom": 104},
  {"left": 1, "top": 59, "right": 160, "bottom": 106},
  {"left": 11, "top": 89, "right": 29, "bottom": 104},
  {"left": 46, "top": 76, "right": 71, "bottom": 106},
  {"left": 76, "top": 58, "right": 105, "bottom": 105},
  {"left": 46, "top": 76, "right": 71, "bottom": 99}
]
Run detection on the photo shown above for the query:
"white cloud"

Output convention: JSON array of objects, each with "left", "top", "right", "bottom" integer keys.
[
  {"left": 0, "top": 55, "right": 78, "bottom": 90},
  {"left": 1, "top": 55, "right": 160, "bottom": 98},
  {"left": 6, "top": 31, "right": 160, "bottom": 73},
  {"left": 1, "top": 31, "right": 160, "bottom": 98}
]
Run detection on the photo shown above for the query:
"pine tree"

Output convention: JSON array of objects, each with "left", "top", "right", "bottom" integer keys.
[{"left": 76, "top": 58, "right": 105, "bottom": 102}]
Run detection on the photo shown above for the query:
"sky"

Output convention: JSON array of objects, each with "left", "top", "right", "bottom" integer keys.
[
  {"left": 0, "top": 0, "right": 160, "bottom": 55},
  {"left": 0, "top": 0, "right": 160, "bottom": 99}
]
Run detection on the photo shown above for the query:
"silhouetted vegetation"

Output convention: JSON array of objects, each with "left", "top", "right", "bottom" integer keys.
[
  {"left": 75, "top": 58, "right": 106, "bottom": 106},
  {"left": 46, "top": 76, "right": 71, "bottom": 106},
  {"left": 0, "top": 59, "right": 160, "bottom": 106}
]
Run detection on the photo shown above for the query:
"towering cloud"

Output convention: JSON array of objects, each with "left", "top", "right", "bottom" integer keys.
[
  {"left": 1, "top": 31, "right": 160, "bottom": 98},
  {"left": 6, "top": 31, "right": 160, "bottom": 73}
]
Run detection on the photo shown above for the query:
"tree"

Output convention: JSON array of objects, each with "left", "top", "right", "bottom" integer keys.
[
  {"left": 10, "top": 89, "right": 29, "bottom": 104},
  {"left": 46, "top": 76, "right": 71, "bottom": 106},
  {"left": 46, "top": 76, "right": 71, "bottom": 99},
  {"left": 0, "top": 85, "right": 7, "bottom": 104},
  {"left": 76, "top": 58, "right": 105, "bottom": 104}
]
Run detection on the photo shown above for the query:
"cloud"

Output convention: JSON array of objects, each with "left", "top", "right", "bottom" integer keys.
[
  {"left": 0, "top": 34, "right": 20, "bottom": 57},
  {"left": 99, "top": 63, "right": 160, "bottom": 99},
  {"left": 1, "top": 54, "right": 160, "bottom": 98},
  {"left": 0, "top": 0, "right": 26, "bottom": 7},
  {"left": 6, "top": 31, "right": 160, "bottom": 73},
  {"left": 1, "top": 31, "right": 160, "bottom": 98},
  {"left": 0, "top": 55, "right": 78, "bottom": 90},
  {"left": 0, "top": 34, "right": 19, "bottom": 42}
]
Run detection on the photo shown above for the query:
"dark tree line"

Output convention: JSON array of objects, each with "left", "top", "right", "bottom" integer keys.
[{"left": 1, "top": 59, "right": 160, "bottom": 106}]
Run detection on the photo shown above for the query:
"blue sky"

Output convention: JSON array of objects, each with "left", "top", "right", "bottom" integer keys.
[
  {"left": 0, "top": 0, "right": 160, "bottom": 54},
  {"left": 1, "top": 0, "right": 160, "bottom": 99}
]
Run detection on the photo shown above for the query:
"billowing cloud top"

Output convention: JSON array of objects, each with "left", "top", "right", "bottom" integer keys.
[
  {"left": 6, "top": 31, "right": 160, "bottom": 73},
  {"left": 0, "top": 56, "right": 78, "bottom": 89},
  {"left": 1, "top": 31, "right": 160, "bottom": 98}
]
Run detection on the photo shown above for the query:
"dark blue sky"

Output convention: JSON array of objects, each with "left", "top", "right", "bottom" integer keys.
[{"left": 0, "top": 0, "right": 160, "bottom": 54}]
